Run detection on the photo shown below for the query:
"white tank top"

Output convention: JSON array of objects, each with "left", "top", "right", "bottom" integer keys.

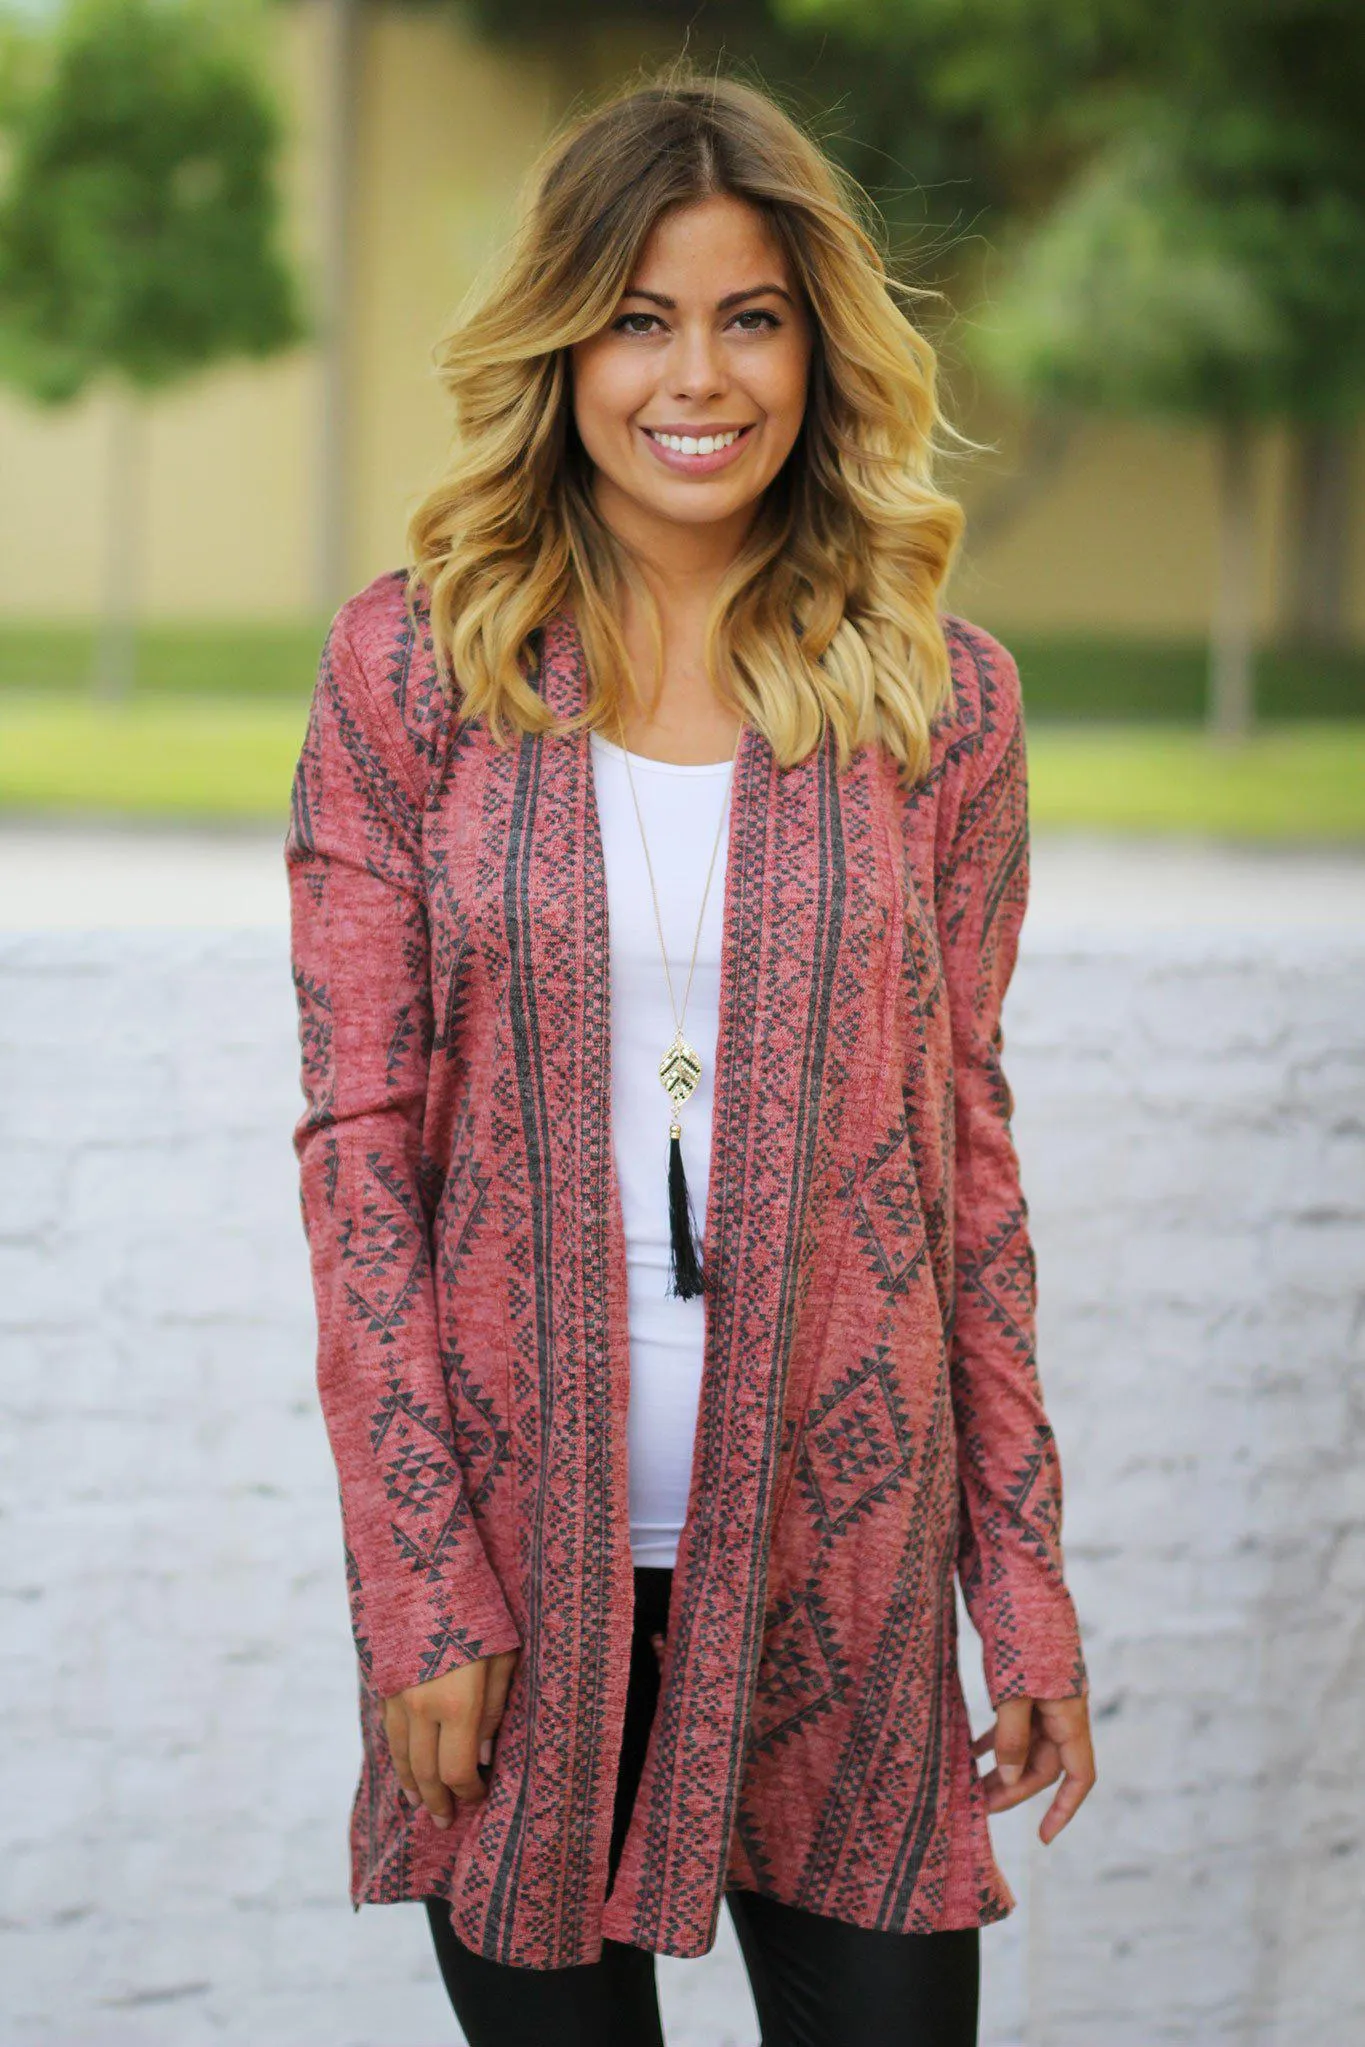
[{"left": 589, "top": 729, "right": 736, "bottom": 1568}]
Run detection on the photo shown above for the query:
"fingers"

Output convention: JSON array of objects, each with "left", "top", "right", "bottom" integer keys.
[
  {"left": 437, "top": 1707, "right": 486, "bottom": 1811},
  {"left": 385, "top": 1661, "right": 496, "bottom": 1827},
  {"left": 983, "top": 1735, "right": 1061, "bottom": 1814},
  {"left": 383, "top": 1696, "right": 422, "bottom": 1808},
  {"left": 973, "top": 1693, "right": 1098, "bottom": 1841},
  {"left": 973, "top": 1700, "right": 1046, "bottom": 1811},
  {"left": 991, "top": 1697, "right": 1033, "bottom": 1788},
  {"left": 405, "top": 1703, "right": 459, "bottom": 1826},
  {"left": 1038, "top": 1717, "right": 1098, "bottom": 1844},
  {"left": 478, "top": 1649, "right": 518, "bottom": 1769}
]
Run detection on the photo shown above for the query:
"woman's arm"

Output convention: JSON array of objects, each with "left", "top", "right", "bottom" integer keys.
[
  {"left": 285, "top": 605, "right": 521, "bottom": 1703},
  {"left": 937, "top": 629, "right": 1087, "bottom": 1710}
]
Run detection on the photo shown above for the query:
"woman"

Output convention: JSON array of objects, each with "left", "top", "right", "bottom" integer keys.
[{"left": 285, "top": 63, "right": 1094, "bottom": 2047}]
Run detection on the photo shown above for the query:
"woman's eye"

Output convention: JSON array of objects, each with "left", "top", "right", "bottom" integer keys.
[{"left": 610, "top": 309, "right": 782, "bottom": 336}]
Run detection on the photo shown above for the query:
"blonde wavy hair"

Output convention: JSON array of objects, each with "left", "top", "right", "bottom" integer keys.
[{"left": 405, "top": 59, "right": 967, "bottom": 788}]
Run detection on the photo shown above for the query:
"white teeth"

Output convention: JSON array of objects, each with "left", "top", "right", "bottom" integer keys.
[{"left": 648, "top": 428, "right": 743, "bottom": 455}]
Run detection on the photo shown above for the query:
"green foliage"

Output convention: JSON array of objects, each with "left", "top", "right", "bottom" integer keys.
[
  {"left": 976, "top": 101, "right": 1365, "bottom": 421},
  {"left": 781, "top": 0, "right": 1365, "bottom": 425},
  {"left": 455, "top": 0, "right": 1012, "bottom": 277},
  {"left": 0, "top": 0, "right": 308, "bottom": 405},
  {"left": 0, "top": 12, "right": 48, "bottom": 125},
  {"left": 971, "top": 125, "right": 1282, "bottom": 418},
  {"left": 774, "top": 0, "right": 1146, "bottom": 146}
]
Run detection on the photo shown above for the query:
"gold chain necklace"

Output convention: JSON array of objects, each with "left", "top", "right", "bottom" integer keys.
[{"left": 612, "top": 705, "right": 744, "bottom": 1300}]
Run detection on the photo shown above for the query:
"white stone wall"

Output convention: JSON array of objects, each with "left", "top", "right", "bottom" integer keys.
[{"left": 1, "top": 928, "right": 1360, "bottom": 2047}]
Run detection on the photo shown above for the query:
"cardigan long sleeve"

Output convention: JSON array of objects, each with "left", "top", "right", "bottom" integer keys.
[
  {"left": 285, "top": 607, "right": 522, "bottom": 1701},
  {"left": 938, "top": 645, "right": 1088, "bottom": 1708}
]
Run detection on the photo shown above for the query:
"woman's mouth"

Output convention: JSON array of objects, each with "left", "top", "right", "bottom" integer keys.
[{"left": 639, "top": 422, "right": 756, "bottom": 476}]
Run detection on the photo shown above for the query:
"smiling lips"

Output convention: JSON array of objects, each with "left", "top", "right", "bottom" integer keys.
[{"left": 640, "top": 421, "right": 756, "bottom": 474}]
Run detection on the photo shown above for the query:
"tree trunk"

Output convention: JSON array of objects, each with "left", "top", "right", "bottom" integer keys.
[
  {"left": 1282, "top": 421, "right": 1354, "bottom": 648},
  {"left": 1209, "top": 417, "right": 1256, "bottom": 742},
  {"left": 963, "top": 406, "right": 1076, "bottom": 547},
  {"left": 92, "top": 381, "right": 145, "bottom": 704},
  {"left": 315, "top": 0, "right": 360, "bottom": 614}
]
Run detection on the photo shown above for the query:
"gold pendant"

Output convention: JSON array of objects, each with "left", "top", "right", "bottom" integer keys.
[{"left": 659, "top": 1030, "right": 702, "bottom": 1109}]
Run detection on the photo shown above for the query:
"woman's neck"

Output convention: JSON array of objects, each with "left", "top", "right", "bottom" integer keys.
[
  {"left": 591, "top": 475, "right": 755, "bottom": 762},
  {"left": 607, "top": 572, "right": 744, "bottom": 765}
]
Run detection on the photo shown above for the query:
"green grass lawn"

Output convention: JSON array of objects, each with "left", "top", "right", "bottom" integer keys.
[
  {"left": 0, "top": 696, "right": 307, "bottom": 822},
  {"left": 1, "top": 690, "right": 1361, "bottom": 841},
  {"left": 1026, "top": 721, "right": 1365, "bottom": 840}
]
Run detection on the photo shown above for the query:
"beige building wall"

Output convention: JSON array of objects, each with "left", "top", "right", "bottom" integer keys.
[{"left": 0, "top": 1, "right": 1360, "bottom": 644}]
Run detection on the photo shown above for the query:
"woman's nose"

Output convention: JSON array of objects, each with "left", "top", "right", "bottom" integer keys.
[{"left": 667, "top": 323, "right": 725, "bottom": 401}]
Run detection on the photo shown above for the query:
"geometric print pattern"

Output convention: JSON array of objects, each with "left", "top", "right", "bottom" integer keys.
[
  {"left": 283, "top": 568, "right": 1088, "bottom": 1970},
  {"left": 793, "top": 1344, "right": 915, "bottom": 1542},
  {"left": 748, "top": 1583, "right": 850, "bottom": 1750}
]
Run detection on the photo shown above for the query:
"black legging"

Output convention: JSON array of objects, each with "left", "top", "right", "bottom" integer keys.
[{"left": 423, "top": 1565, "right": 979, "bottom": 2046}]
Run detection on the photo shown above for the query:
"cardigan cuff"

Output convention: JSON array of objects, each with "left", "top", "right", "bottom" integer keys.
[
  {"left": 362, "top": 1567, "right": 523, "bottom": 1702},
  {"left": 979, "top": 1583, "right": 1089, "bottom": 1708}
]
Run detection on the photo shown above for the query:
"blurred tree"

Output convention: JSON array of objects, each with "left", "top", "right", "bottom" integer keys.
[
  {"left": 781, "top": 0, "right": 1365, "bottom": 731},
  {"left": 0, "top": 10, "right": 47, "bottom": 125},
  {"left": 969, "top": 124, "right": 1286, "bottom": 740},
  {"left": 457, "top": 0, "right": 1010, "bottom": 278},
  {"left": 0, "top": 0, "right": 307, "bottom": 698}
]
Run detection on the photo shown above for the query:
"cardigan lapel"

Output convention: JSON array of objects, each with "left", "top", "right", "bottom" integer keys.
[
  {"left": 615, "top": 667, "right": 861, "bottom": 1955},
  {"left": 479, "top": 599, "right": 877, "bottom": 1957}
]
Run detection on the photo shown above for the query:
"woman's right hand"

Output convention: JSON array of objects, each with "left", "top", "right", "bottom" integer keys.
[{"left": 383, "top": 1648, "right": 520, "bottom": 1826}]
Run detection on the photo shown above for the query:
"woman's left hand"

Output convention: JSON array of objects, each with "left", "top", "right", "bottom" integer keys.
[{"left": 972, "top": 1693, "right": 1096, "bottom": 1844}]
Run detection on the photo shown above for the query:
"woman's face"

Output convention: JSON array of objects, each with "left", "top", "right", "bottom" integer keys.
[{"left": 569, "top": 192, "right": 813, "bottom": 555}]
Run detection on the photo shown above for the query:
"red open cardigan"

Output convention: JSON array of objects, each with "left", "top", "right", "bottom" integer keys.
[{"left": 284, "top": 567, "right": 1088, "bottom": 1969}]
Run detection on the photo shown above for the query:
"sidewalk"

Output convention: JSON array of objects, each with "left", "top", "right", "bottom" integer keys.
[
  {"left": 2, "top": 824, "right": 1361, "bottom": 2045},
  {"left": 3, "top": 911, "right": 1360, "bottom": 2045}
]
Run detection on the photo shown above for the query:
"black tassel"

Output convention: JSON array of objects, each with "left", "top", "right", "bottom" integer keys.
[{"left": 666, "top": 1119, "right": 710, "bottom": 1300}]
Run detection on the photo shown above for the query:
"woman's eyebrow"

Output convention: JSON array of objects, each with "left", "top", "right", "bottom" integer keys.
[{"left": 619, "top": 284, "right": 794, "bottom": 310}]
